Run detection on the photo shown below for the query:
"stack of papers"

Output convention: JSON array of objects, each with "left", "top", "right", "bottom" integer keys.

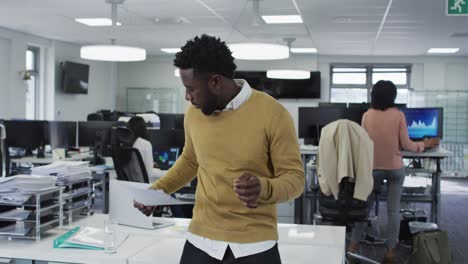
[
  {"left": 31, "top": 161, "right": 91, "bottom": 184},
  {"left": 0, "top": 208, "right": 31, "bottom": 221},
  {"left": 54, "top": 226, "right": 128, "bottom": 250},
  {"left": 0, "top": 175, "right": 57, "bottom": 193},
  {"left": 0, "top": 222, "right": 34, "bottom": 236}
]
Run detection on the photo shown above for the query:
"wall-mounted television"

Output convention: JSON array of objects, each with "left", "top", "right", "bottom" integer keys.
[
  {"left": 233, "top": 71, "right": 321, "bottom": 99},
  {"left": 61, "top": 61, "right": 89, "bottom": 94}
]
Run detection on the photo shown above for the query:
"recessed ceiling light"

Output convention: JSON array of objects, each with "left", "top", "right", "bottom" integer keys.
[
  {"left": 427, "top": 48, "right": 459, "bottom": 54},
  {"left": 290, "top": 48, "right": 317, "bottom": 53},
  {"left": 75, "top": 18, "right": 122, "bottom": 26},
  {"left": 261, "top": 15, "right": 303, "bottom": 24},
  {"left": 228, "top": 43, "right": 289, "bottom": 60},
  {"left": 161, "top": 48, "right": 181, "bottom": 54}
]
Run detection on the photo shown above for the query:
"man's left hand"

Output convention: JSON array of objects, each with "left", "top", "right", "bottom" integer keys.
[{"left": 234, "top": 172, "right": 261, "bottom": 208}]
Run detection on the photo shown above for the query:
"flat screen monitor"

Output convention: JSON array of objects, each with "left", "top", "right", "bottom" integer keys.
[
  {"left": 45, "top": 121, "right": 77, "bottom": 149},
  {"left": 318, "top": 102, "right": 347, "bottom": 108},
  {"left": 147, "top": 129, "right": 185, "bottom": 150},
  {"left": 78, "top": 121, "right": 118, "bottom": 147},
  {"left": 400, "top": 107, "right": 443, "bottom": 140},
  {"left": 348, "top": 103, "right": 370, "bottom": 109},
  {"left": 158, "top": 113, "right": 185, "bottom": 129},
  {"left": 4, "top": 120, "right": 47, "bottom": 152},
  {"left": 61, "top": 61, "right": 89, "bottom": 94},
  {"left": 233, "top": 71, "right": 321, "bottom": 99},
  {"left": 153, "top": 147, "right": 180, "bottom": 170},
  {"left": 298, "top": 107, "right": 366, "bottom": 143}
]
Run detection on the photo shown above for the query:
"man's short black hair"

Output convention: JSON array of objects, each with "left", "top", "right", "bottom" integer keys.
[
  {"left": 371, "top": 80, "right": 397, "bottom": 111},
  {"left": 173, "top": 34, "right": 237, "bottom": 78}
]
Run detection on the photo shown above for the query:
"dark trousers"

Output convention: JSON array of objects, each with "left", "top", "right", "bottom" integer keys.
[{"left": 179, "top": 240, "right": 282, "bottom": 264}]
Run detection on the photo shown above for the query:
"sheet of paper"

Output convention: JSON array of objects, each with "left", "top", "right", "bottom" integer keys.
[{"left": 118, "top": 181, "right": 192, "bottom": 206}]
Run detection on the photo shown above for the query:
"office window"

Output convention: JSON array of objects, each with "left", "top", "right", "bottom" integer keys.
[
  {"left": 330, "top": 64, "right": 411, "bottom": 104},
  {"left": 26, "top": 47, "right": 39, "bottom": 120}
]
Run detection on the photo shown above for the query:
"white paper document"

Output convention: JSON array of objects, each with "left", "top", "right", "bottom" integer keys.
[{"left": 118, "top": 181, "right": 192, "bottom": 206}]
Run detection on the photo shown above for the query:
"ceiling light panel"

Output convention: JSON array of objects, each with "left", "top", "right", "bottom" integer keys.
[
  {"left": 427, "top": 48, "right": 459, "bottom": 54},
  {"left": 261, "top": 15, "right": 303, "bottom": 24},
  {"left": 290, "top": 48, "right": 317, "bottom": 53},
  {"left": 75, "top": 18, "right": 122, "bottom": 26},
  {"left": 161, "top": 48, "right": 182, "bottom": 54}
]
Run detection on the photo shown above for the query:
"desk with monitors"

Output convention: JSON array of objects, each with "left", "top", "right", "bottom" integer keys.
[{"left": 398, "top": 107, "right": 447, "bottom": 224}]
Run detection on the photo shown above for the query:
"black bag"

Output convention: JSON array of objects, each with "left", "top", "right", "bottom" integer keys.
[
  {"left": 407, "top": 230, "right": 452, "bottom": 264},
  {"left": 399, "top": 210, "right": 427, "bottom": 246}
]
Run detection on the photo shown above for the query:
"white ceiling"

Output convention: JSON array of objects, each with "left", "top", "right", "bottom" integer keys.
[{"left": 1, "top": 0, "right": 468, "bottom": 56}]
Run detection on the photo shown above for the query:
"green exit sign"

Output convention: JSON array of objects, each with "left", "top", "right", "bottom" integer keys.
[{"left": 447, "top": 0, "right": 468, "bottom": 15}]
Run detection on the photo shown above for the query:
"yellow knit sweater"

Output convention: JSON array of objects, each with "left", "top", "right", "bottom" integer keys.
[{"left": 152, "top": 90, "right": 304, "bottom": 243}]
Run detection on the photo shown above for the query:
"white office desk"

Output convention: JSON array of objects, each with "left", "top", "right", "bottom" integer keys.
[
  {"left": 401, "top": 147, "right": 452, "bottom": 224},
  {"left": 0, "top": 214, "right": 344, "bottom": 264},
  {"left": 128, "top": 218, "right": 345, "bottom": 264},
  {"left": 0, "top": 214, "right": 154, "bottom": 264}
]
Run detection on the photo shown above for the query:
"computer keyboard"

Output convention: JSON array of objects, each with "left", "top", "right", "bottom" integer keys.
[{"left": 423, "top": 147, "right": 439, "bottom": 153}]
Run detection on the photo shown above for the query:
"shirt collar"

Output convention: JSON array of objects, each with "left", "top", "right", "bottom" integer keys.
[{"left": 223, "top": 79, "right": 252, "bottom": 111}]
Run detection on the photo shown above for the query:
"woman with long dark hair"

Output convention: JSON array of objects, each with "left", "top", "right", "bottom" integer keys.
[
  {"left": 127, "top": 116, "right": 158, "bottom": 178},
  {"left": 349, "top": 80, "right": 439, "bottom": 263}
]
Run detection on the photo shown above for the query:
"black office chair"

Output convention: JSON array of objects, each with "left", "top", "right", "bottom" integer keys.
[
  {"left": 87, "top": 112, "right": 104, "bottom": 121},
  {"left": 314, "top": 120, "right": 379, "bottom": 264},
  {"left": 110, "top": 127, "right": 149, "bottom": 183},
  {"left": 313, "top": 179, "right": 380, "bottom": 264}
]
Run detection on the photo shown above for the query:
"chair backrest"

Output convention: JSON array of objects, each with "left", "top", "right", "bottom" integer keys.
[
  {"left": 110, "top": 127, "right": 149, "bottom": 183},
  {"left": 317, "top": 119, "right": 374, "bottom": 225},
  {"left": 318, "top": 178, "right": 372, "bottom": 225},
  {"left": 87, "top": 112, "right": 104, "bottom": 121}
]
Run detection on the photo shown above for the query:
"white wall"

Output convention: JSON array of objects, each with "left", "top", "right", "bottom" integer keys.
[
  {"left": 118, "top": 54, "right": 468, "bottom": 134},
  {"left": 0, "top": 27, "right": 53, "bottom": 120},
  {"left": 54, "top": 40, "right": 115, "bottom": 121},
  {"left": 0, "top": 36, "right": 9, "bottom": 118},
  {"left": 117, "top": 57, "right": 186, "bottom": 113},
  {"left": 0, "top": 27, "right": 115, "bottom": 121}
]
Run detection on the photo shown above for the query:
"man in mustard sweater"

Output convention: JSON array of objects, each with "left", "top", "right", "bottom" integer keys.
[{"left": 134, "top": 34, "right": 304, "bottom": 263}]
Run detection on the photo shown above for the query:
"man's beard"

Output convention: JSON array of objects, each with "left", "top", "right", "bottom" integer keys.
[{"left": 200, "top": 90, "right": 219, "bottom": 115}]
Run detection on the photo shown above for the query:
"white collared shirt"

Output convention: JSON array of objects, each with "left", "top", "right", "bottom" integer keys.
[{"left": 186, "top": 79, "right": 276, "bottom": 260}]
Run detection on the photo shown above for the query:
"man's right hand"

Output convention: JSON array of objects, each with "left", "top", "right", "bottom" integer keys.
[{"left": 133, "top": 201, "right": 157, "bottom": 216}]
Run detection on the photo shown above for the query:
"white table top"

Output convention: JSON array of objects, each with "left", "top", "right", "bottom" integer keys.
[
  {"left": 0, "top": 214, "right": 153, "bottom": 264},
  {"left": 127, "top": 218, "right": 346, "bottom": 264},
  {"left": 0, "top": 214, "right": 345, "bottom": 264},
  {"left": 401, "top": 147, "right": 452, "bottom": 158}
]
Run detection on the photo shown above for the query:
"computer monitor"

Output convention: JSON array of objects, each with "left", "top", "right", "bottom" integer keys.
[
  {"left": 298, "top": 107, "right": 366, "bottom": 144},
  {"left": 45, "top": 121, "right": 77, "bottom": 149},
  {"left": 154, "top": 147, "right": 180, "bottom": 170},
  {"left": 78, "top": 121, "right": 118, "bottom": 147},
  {"left": 348, "top": 103, "right": 370, "bottom": 109},
  {"left": 4, "top": 120, "right": 47, "bottom": 155},
  {"left": 318, "top": 102, "right": 347, "bottom": 108},
  {"left": 147, "top": 129, "right": 185, "bottom": 150},
  {"left": 400, "top": 107, "right": 443, "bottom": 140},
  {"left": 158, "top": 113, "right": 184, "bottom": 129}
]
